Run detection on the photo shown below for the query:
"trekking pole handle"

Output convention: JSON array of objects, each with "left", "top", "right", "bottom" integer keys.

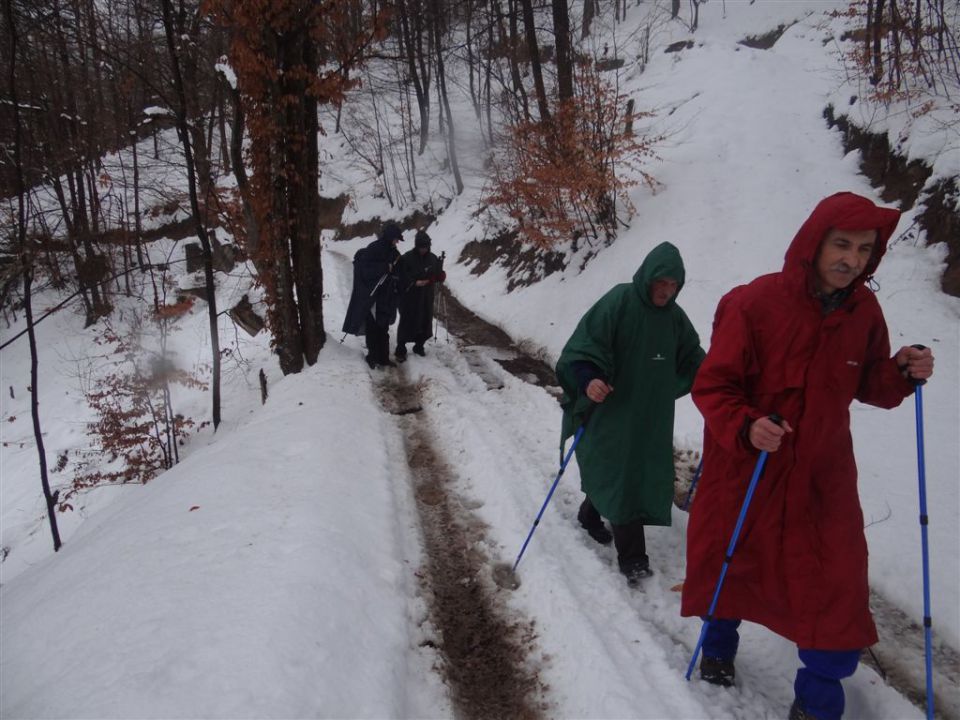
[
  {"left": 909, "top": 344, "right": 928, "bottom": 387},
  {"left": 768, "top": 413, "right": 783, "bottom": 426}
]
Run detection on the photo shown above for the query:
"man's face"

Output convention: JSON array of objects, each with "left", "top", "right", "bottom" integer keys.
[
  {"left": 649, "top": 277, "right": 679, "bottom": 307},
  {"left": 418, "top": 246, "right": 428, "bottom": 255},
  {"left": 815, "top": 228, "right": 876, "bottom": 294}
]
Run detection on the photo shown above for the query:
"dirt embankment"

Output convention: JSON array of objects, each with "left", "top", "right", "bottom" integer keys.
[{"left": 823, "top": 105, "right": 960, "bottom": 297}]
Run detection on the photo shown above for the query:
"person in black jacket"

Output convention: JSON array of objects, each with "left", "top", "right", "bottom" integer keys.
[
  {"left": 342, "top": 222, "right": 403, "bottom": 368},
  {"left": 396, "top": 230, "right": 445, "bottom": 361}
]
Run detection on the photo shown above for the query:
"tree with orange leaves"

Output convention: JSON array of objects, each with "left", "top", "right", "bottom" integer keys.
[
  {"left": 207, "top": 0, "right": 388, "bottom": 374},
  {"left": 486, "top": 64, "right": 660, "bottom": 251}
]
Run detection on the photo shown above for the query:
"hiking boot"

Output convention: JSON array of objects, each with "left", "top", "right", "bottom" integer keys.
[
  {"left": 621, "top": 562, "right": 654, "bottom": 587},
  {"left": 365, "top": 355, "right": 379, "bottom": 370},
  {"left": 788, "top": 700, "right": 820, "bottom": 720},
  {"left": 413, "top": 344, "right": 426, "bottom": 356},
  {"left": 395, "top": 346, "right": 408, "bottom": 362},
  {"left": 577, "top": 504, "right": 613, "bottom": 545},
  {"left": 699, "top": 656, "right": 735, "bottom": 687}
]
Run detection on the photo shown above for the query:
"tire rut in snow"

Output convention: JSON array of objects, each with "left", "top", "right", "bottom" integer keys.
[
  {"left": 376, "top": 376, "right": 547, "bottom": 720},
  {"left": 864, "top": 589, "right": 960, "bottom": 719}
]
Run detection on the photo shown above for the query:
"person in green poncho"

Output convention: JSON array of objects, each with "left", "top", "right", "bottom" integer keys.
[{"left": 556, "top": 241, "right": 704, "bottom": 586}]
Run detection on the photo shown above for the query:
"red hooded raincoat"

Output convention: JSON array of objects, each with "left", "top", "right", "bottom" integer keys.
[{"left": 681, "top": 193, "right": 915, "bottom": 650}]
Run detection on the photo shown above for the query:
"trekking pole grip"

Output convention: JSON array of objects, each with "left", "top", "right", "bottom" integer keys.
[
  {"left": 909, "top": 344, "right": 928, "bottom": 387},
  {"left": 768, "top": 413, "right": 783, "bottom": 426}
]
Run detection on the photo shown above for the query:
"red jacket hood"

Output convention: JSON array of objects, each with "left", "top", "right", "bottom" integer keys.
[{"left": 782, "top": 192, "right": 901, "bottom": 291}]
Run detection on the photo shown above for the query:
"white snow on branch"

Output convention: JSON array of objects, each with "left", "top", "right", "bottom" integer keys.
[
  {"left": 215, "top": 59, "right": 237, "bottom": 90},
  {"left": 143, "top": 106, "right": 175, "bottom": 118}
]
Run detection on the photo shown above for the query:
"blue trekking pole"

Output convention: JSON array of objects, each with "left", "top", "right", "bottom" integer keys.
[
  {"left": 682, "top": 457, "right": 704, "bottom": 511},
  {"left": 685, "top": 414, "right": 782, "bottom": 681},
  {"left": 510, "top": 405, "right": 595, "bottom": 574},
  {"left": 909, "top": 345, "right": 935, "bottom": 720}
]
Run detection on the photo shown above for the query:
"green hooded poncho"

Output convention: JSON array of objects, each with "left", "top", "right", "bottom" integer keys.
[{"left": 556, "top": 241, "right": 704, "bottom": 526}]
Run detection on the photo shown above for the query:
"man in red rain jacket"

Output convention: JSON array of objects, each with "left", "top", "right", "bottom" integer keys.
[{"left": 681, "top": 192, "right": 935, "bottom": 720}]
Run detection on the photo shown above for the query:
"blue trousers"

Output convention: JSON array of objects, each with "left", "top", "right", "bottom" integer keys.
[{"left": 703, "top": 619, "right": 860, "bottom": 720}]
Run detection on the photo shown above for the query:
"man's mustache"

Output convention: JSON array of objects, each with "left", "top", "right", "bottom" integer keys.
[{"left": 829, "top": 263, "right": 857, "bottom": 273}]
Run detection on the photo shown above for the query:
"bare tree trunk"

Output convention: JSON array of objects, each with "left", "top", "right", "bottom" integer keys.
[
  {"left": 4, "top": 0, "right": 62, "bottom": 552},
  {"left": 465, "top": 0, "right": 481, "bottom": 120},
  {"left": 217, "top": 86, "right": 231, "bottom": 174},
  {"left": 226, "top": 82, "right": 261, "bottom": 258},
  {"left": 414, "top": 0, "right": 432, "bottom": 115},
  {"left": 287, "top": 33, "right": 325, "bottom": 365},
  {"left": 131, "top": 122, "right": 145, "bottom": 268},
  {"left": 553, "top": 0, "right": 573, "bottom": 102},
  {"left": 485, "top": 16, "right": 495, "bottom": 144},
  {"left": 581, "top": 0, "right": 595, "bottom": 38},
  {"left": 160, "top": 0, "right": 222, "bottom": 430},
  {"left": 890, "top": 0, "right": 903, "bottom": 88},
  {"left": 518, "top": 0, "right": 550, "bottom": 121},
  {"left": 50, "top": 177, "right": 97, "bottom": 324},
  {"left": 398, "top": 0, "right": 430, "bottom": 153},
  {"left": 502, "top": 0, "right": 530, "bottom": 121},
  {"left": 872, "top": 0, "right": 887, "bottom": 85},
  {"left": 431, "top": 0, "right": 464, "bottom": 193}
]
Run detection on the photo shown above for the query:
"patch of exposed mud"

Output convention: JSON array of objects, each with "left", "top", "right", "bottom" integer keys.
[
  {"left": 665, "top": 40, "right": 694, "bottom": 53},
  {"left": 458, "top": 229, "right": 567, "bottom": 292},
  {"left": 335, "top": 209, "right": 437, "bottom": 242},
  {"left": 823, "top": 105, "right": 932, "bottom": 210},
  {"left": 436, "top": 285, "right": 558, "bottom": 391},
  {"left": 738, "top": 23, "right": 794, "bottom": 50},
  {"left": 376, "top": 377, "right": 547, "bottom": 720}
]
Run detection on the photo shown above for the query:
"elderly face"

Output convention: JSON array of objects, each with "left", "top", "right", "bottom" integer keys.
[
  {"left": 815, "top": 228, "right": 876, "bottom": 294},
  {"left": 649, "top": 277, "right": 679, "bottom": 307}
]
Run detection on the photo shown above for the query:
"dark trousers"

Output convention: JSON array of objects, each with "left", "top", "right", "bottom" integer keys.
[
  {"left": 579, "top": 497, "right": 648, "bottom": 571},
  {"left": 365, "top": 315, "right": 390, "bottom": 363},
  {"left": 397, "top": 339, "right": 426, "bottom": 352},
  {"left": 702, "top": 619, "right": 860, "bottom": 720}
]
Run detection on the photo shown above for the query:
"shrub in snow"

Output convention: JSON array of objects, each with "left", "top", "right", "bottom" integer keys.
[
  {"left": 65, "top": 300, "right": 208, "bottom": 506},
  {"left": 485, "top": 66, "right": 659, "bottom": 250}
]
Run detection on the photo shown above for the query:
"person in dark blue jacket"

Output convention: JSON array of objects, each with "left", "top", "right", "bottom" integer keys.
[{"left": 342, "top": 222, "right": 403, "bottom": 368}]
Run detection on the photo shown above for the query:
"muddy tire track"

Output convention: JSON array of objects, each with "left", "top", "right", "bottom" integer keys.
[{"left": 376, "top": 376, "right": 546, "bottom": 720}]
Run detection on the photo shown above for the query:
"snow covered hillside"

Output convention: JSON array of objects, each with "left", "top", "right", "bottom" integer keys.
[{"left": 2, "top": 0, "right": 958, "bottom": 718}]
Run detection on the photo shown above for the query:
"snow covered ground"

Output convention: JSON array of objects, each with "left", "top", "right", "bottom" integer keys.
[{"left": 2, "top": 0, "right": 958, "bottom": 718}]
